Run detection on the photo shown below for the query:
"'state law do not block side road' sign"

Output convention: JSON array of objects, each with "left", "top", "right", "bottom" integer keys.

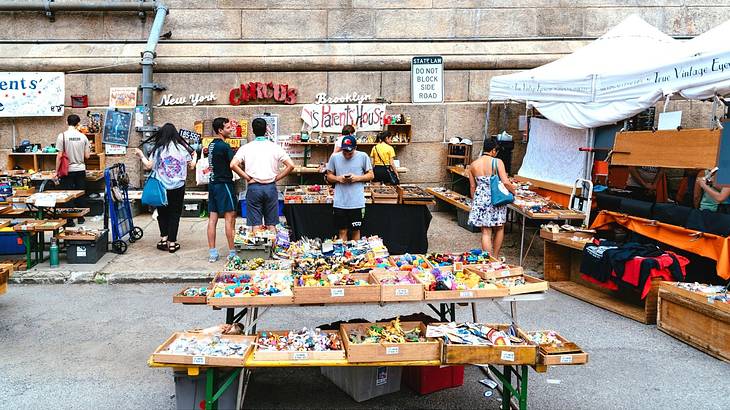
[{"left": 411, "top": 56, "right": 444, "bottom": 104}]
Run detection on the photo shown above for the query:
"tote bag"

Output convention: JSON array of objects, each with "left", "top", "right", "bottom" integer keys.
[
  {"left": 141, "top": 157, "right": 168, "bottom": 207},
  {"left": 57, "top": 132, "right": 70, "bottom": 178},
  {"left": 490, "top": 158, "right": 514, "bottom": 207}
]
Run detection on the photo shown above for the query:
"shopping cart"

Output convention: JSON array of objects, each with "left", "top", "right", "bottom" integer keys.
[{"left": 104, "top": 163, "right": 143, "bottom": 254}]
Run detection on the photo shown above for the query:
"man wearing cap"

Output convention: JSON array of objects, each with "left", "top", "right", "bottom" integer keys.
[{"left": 326, "top": 135, "right": 374, "bottom": 241}]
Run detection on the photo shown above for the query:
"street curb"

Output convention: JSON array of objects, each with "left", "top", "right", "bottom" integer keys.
[{"left": 11, "top": 270, "right": 217, "bottom": 284}]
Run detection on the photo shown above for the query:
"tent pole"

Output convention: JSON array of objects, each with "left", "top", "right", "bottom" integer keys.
[{"left": 710, "top": 96, "right": 719, "bottom": 129}]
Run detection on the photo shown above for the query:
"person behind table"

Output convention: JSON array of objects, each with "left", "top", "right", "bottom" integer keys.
[
  {"left": 332, "top": 124, "right": 356, "bottom": 155},
  {"left": 627, "top": 166, "right": 665, "bottom": 202},
  {"left": 230, "top": 118, "right": 295, "bottom": 229},
  {"left": 696, "top": 169, "right": 730, "bottom": 213},
  {"left": 206, "top": 117, "right": 237, "bottom": 262},
  {"left": 467, "top": 138, "right": 516, "bottom": 258},
  {"left": 326, "top": 135, "right": 374, "bottom": 241},
  {"left": 370, "top": 130, "right": 399, "bottom": 185},
  {"left": 134, "top": 123, "right": 197, "bottom": 253},
  {"left": 55, "top": 114, "right": 90, "bottom": 227}
]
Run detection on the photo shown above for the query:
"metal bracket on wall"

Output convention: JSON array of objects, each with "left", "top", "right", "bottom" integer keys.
[
  {"left": 44, "top": 0, "right": 54, "bottom": 22},
  {"left": 136, "top": 125, "right": 160, "bottom": 133},
  {"left": 140, "top": 82, "right": 166, "bottom": 91},
  {"left": 137, "top": 0, "right": 146, "bottom": 20}
]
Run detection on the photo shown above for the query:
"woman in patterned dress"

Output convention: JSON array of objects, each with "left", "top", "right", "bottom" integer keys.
[{"left": 468, "top": 138, "right": 515, "bottom": 258}]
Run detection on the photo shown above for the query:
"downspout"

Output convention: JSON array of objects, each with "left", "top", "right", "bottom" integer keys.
[{"left": 139, "top": 3, "right": 169, "bottom": 138}]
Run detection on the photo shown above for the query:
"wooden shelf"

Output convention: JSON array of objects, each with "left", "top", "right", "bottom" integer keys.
[{"left": 288, "top": 142, "right": 409, "bottom": 146}]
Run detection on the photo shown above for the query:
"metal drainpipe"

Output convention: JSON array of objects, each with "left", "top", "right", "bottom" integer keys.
[{"left": 0, "top": 0, "right": 168, "bottom": 136}]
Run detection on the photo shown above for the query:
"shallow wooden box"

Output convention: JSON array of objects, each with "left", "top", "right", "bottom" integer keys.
[
  {"left": 207, "top": 271, "right": 294, "bottom": 307},
  {"left": 340, "top": 322, "right": 440, "bottom": 363},
  {"left": 252, "top": 330, "right": 346, "bottom": 361},
  {"left": 497, "top": 275, "right": 550, "bottom": 296},
  {"left": 441, "top": 324, "right": 537, "bottom": 365},
  {"left": 465, "top": 265, "right": 524, "bottom": 280},
  {"left": 293, "top": 272, "right": 380, "bottom": 304},
  {"left": 526, "top": 330, "right": 588, "bottom": 366},
  {"left": 172, "top": 286, "right": 208, "bottom": 304},
  {"left": 657, "top": 283, "right": 730, "bottom": 363},
  {"left": 152, "top": 332, "right": 255, "bottom": 367},
  {"left": 370, "top": 271, "right": 425, "bottom": 302},
  {"left": 419, "top": 267, "right": 509, "bottom": 301}
]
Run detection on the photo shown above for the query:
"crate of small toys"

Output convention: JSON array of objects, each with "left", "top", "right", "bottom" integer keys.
[
  {"left": 418, "top": 266, "right": 508, "bottom": 301},
  {"left": 292, "top": 269, "right": 380, "bottom": 304},
  {"left": 525, "top": 330, "right": 588, "bottom": 366},
  {"left": 252, "top": 328, "right": 346, "bottom": 361},
  {"left": 426, "top": 322, "right": 536, "bottom": 365},
  {"left": 224, "top": 256, "right": 290, "bottom": 274},
  {"left": 153, "top": 332, "right": 255, "bottom": 367},
  {"left": 370, "top": 270, "right": 424, "bottom": 302},
  {"left": 172, "top": 286, "right": 209, "bottom": 304},
  {"left": 207, "top": 271, "right": 294, "bottom": 307},
  {"left": 491, "top": 274, "right": 549, "bottom": 295},
  {"left": 341, "top": 319, "right": 440, "bottom": 363}
]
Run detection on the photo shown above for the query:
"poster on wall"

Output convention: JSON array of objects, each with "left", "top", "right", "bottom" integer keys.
[
  {"left": 0, "top": 72, "right": 64, "bottom": 117},
  {"left": 301, "top": 103, "right": 386, "bottom": 133},
  {"left": 102, "top": 109, "right": 133, "bottom": 147},
  {"left": 253, "top": 114, "right": 279, "bottom": 142},
  {"left": 109, "top": 87, "right": 138, "bottom": 109}
]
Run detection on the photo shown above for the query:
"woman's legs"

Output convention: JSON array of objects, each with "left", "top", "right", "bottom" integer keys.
[
  {"left": 165, "top": 186, "right": 186, "bottom": 244},
  {"left": 480, "top": 227, "right": 493, "bottom": 254},
  {"left": 492, "top": 225, "right": 505, "bottom": 258}
]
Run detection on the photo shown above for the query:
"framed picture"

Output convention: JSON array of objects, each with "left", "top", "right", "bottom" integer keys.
[
  {"left": 253, "top": 114, "right": 279, "bottom": 142},
  {"left": 102, "top": 109, "right": 133, "bottom": 147},
  {"left": 109, "top": 87, "right": 138, "bottom": 109}
]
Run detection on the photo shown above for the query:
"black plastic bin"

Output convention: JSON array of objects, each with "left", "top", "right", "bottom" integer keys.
[
  {"left": 66, "top": 229, "right": 108, "bottom": 264},
  {"left": 457, "top": 208, "right": 480, "bottom": 233}
]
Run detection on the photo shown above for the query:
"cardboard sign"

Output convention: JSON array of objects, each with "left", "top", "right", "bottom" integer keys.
[
  {"left": 301, "top": 103, "right": 386, "bottom": 133},
  {"left": 0, "top": 72, "right": 64, "bottom": 117}
]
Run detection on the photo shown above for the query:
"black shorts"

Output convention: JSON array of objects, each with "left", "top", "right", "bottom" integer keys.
[{"left": 333, "top": 207, "right": 364, "bottom": 231}]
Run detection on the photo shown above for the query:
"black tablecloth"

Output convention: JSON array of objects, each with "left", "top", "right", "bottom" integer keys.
[{"left": 284, "top": 204, "right": 431, "bottom": 254}]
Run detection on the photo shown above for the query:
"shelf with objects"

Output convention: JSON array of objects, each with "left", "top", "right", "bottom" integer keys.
[{"left": 151, "top": 232, "right": 588, "bottom": 410}]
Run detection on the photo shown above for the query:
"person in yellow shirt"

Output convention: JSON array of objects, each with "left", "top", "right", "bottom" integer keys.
[{"left": 370, "top": 131, "right": 399, "bottom": 184}]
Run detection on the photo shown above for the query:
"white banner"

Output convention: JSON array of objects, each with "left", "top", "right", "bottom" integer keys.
[
  {"left": 518, "top": 118, "right": 588, "bottom": 186},
  {"left": 0, "top": 72, "right": 64, "bottom": 117},
  {"left": 301, "top": 103, "right": 386, "bottom": 133}
]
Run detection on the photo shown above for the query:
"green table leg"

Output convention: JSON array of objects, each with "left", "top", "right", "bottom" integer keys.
[
  {"left": 205, "top": 367, "right": 242, "bottom": 410},
  {"left": 22, "top": 232, "right": 32, "bottom": 269},
  {"left": 488, "top": 364, "right": 528, "bottom": 410}
]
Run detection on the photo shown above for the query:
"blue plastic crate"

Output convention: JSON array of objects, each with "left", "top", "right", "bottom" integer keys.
[{"left": 0, "top": 231, "right": 25, "bottom": 255}]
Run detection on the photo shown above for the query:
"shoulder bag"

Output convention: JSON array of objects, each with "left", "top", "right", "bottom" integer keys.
[
  {"left": 490, "top": 157, "right": 513, "bottom": 207},
  {"left": 374, "top": 144, "right": 400, "bottom": 185},
  {"left": 57, "top": 132, "right": 70, "bottom": 178},
  {"left": 141, "top": 154, "right": 168, "bottom": 207}
]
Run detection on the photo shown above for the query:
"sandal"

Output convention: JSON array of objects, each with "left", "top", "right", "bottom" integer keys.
[
  {"left": 168, "top": 242, "right": 181, "bottom": 253},
  {"left": 156, "top": 240, "right": 168, "bottom": 251}
]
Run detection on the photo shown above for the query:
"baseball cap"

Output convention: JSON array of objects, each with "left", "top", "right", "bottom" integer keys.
[{"left": 341, "top": 135, "right": 357, "bottom": 152}]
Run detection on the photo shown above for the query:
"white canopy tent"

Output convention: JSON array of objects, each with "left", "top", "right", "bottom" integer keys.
[{"left": 489, "top": 15, "right": 730, "bottom": 129}]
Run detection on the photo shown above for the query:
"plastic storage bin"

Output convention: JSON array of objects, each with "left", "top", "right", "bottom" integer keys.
[
  {"left": 0, "top": 229, "right": 25, "bottom": 255},
  {"left": 321, "top": 366, "right": 402, "bottom": 402},
  {"left": 173, "top": 370, "right": 237, "bottom": 410},
  {"left": 182, "top": 199, "right": 205, "bottom": 217},
  {"left": 457, "top": 208, "right": 480, "bottom": 233},
  {"left": 66, "top": 230, "right": 108, "bottom": 264},
  {"left": 402, "top": 365, "right": 465, "bottom": 395}
]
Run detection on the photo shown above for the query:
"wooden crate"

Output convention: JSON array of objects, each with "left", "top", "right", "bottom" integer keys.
[
  {"left": 251, "top": 330, "right": 346, "bottom": 361},
  {"left": 293, "top": 272, "right": 380, "bottom": 304},
  {"left": 370, "top": 271, "right": 425, "bottom": 302},
  {"left": 172, "top": 286, "right": 208, "bottom": 305},
  {"left": 465, "top": 265, "right": 524, "bottom": 280},
  {"left": 526, "top": 330, "right": 589, "bottom": 366},
  {"left": 152, "top": 332, "right": 255, "bottom": 367},
  {"left": 497, "top": 275, "right": 550, "bottom": 296},
  {"left": 0, "top": 263, "right": 12, "bottom": 296},
  {"left": 371, "top": 186, "right": 399, "bottom": 204},
  {"left": 442, "top": 324, "right": 537, "bottom": 365},
  {"left": 13, "top": 186, "right": 35, "bottom": 197},
  {"left": 340, "top": 322, "right": 440, "bottom": 363},
  {"left": 657, "top": 283, "right": 730, "bottom": 362},
  {"left": 207, "top": 271, "right": 294, "bottom": 307},
  {"left": 397, "top": 185, "right": 435, "bottom": 204},
  {"left": 422, "top": 285, "right": 508, "bottom": 301}
]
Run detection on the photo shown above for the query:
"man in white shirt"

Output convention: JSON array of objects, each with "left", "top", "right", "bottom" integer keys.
[
  {"left": 55, "top": 114, "right": 90, "bottom": 227},
  {"left": 230, "top": 118, "right": 295, "bottom": 228}
]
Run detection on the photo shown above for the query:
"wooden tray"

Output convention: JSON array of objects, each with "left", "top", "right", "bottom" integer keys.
[
  {"left": 251, "top": 330, "right": 346, "bottom": 361},
  {"left": 293, "top": 272, "right": 380, "bottom": 304},
  {"left": 370, "top": 271, "right": 425, "bottom": 302},
  {"left": 152, "top": 332, "right": 255, "bottom": 367},
  {"left": 340, "top": 322, "right": 440, "bottom": 363},
  {"left": 172, "top": 286, "right": 208, "bottom": 304},
  {"left": 13, "top": 187, "right": 35, "bottom": 197},
  {"left": 465, "top": 265, "right": 524, "bottom": 280},
  {"left": 419, "top": 267, "right": 508, "bottom": 300},
  {"left": 207, "top": 272, "right": 294, "bottom": 307},
  {"left": 441, "top": 324, "right": 537, "bottom": 365},
  {"left": 496, "top": 275, "right": 549, "bottom": 296},
  {"left": 526, "top": 330, "right": 588, "bottom": 366}
]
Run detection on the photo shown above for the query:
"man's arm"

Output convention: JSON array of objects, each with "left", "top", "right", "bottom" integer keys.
[
  {"left": 275, "top": 158, "right": 295, "bottom": 183},
  {"left": 84, "top": 138, "right": 91, "bottom": 160},
  {"left": 353, "top": 169, "right": 374, "bottom": 183},
  {"left": 230, "top": 153, "right": 252, "bottom": 182},
  {"left": 326, "top": 170, "right": 343, "bottom": 184}
]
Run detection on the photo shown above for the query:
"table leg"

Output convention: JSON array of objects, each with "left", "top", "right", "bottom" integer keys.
[
  {"left": 518, "top": 365, "right": 529, "bottom": 410},
  {"left": 502, "top": 365, "right": 512, "bottom": 410},
  {"left": 205, "top": 367, "right": 242, "bottom": 410},
  {"left": 519, "top": 215, "right": 526, "bottom": 265}
]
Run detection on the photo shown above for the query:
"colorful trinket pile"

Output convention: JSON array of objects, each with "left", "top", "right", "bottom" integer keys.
[
  {"left": 225, "top": 256, "right": 265, "bottom": 271},
  {"left": 182, "top": 287, "right": 208, "bottom": 297},
  {"left": 675, "top": 282, "right": 729, "bottom": 303},
  {"left": 391, "top": 254, "right": 431, "bottom": 270},
  {"left": 257, "top": 328, "right": 342, "bottom": 352},
  {"left": 427, "top": 250, "right": 491, "bottom": 266},
  {"left": 163, "top": 335, "right": 250, "bottom": 357},
  {"left": 377, "top": 272, "right": 418, "bottom": 285},
  {"left": 527, "top": 331, "right": 563, "bottom": 347},
  {"left": 425, "top": 268, "right": 497, "bottom": 291},
  {"left": 426, "top": 323, "right": 525, "bottom": 346},
  {"left": 296, "top": 270, "right": 369, "bottom": 287},
  {"left": 491, "top": 276, "right": 527, "bottom": 288},
  {"left": 348, "top": 318, "right": 424, "bottom": 344},
  {"left": 210, "top": 272, "right": 293, "bottom": 298}
]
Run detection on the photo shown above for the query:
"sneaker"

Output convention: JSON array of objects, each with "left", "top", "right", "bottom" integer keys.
[
  {"left": 208, "top": 250, "right": 219, "bottom": 263},
  {"left": 228, "top": 250, "right": 237, "bottom": 259}
]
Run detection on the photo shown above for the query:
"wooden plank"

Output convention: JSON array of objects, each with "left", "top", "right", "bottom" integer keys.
[
  {"left": 550, "top": 281, "right": 652, "bottom": 324},
  {"left": 426, "top": 188, "right": 471, "bottom": 212},
  {"left": 612, "top": 128, "right": 721, "bottom": 169}
]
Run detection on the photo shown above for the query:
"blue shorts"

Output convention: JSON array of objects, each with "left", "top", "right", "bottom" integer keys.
[
  {"left": 246, "top": 182, "right": 279, "bottom": 226},
  {"left": 208, "top": 182, "right": 236, "bottom": 214}
]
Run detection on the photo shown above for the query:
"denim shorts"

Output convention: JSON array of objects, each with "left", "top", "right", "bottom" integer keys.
[{"left": 246, "top": 182, "right": 279, "bottom": 226}]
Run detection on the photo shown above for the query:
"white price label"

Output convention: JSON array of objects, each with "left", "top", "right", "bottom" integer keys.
[
  {"left": 395, "top": 288, "right": 409, "bottom": 296},
  {"left": 385, "top": 346, "right": 399, "bottom": 355},
  {"left": 77, "top": 246, "right": 87, "bottom": 257},
  {"left": 500, "top": 351, "right": 515, "bottom": 362},
  {"left": 500, "top": 270, "right": 511, "bottom": 277},
  {"left": 292, "top": 352, "right": 309, "bottom": 360},
  {"left": 560, "top": 355, "right": 573, "bottom": 364},
  {"left": 460, "top": 291, "right": 474, "bottom": 298},
  {"left": 192, "top": 356, "right": 206, "bottom": 365},
  {"left": 330, "top": 288, "right": 345, "bottom": 297}
]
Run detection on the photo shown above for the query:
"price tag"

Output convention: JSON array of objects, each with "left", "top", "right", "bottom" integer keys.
[
  {"left": 560, "top": 355, "right": 573, "bottom": 364},
  {"left": 385, "top": 346, "right": 399, "bottom": 355},
  {"left": 192, "top": 356, "right": 206, "bottom": 365},
  {"left": 500, "top": 270, "right": 511, "bottom": 277},
  {"left": 330, "top": 288, "right": 345, "bottom": 297},
  {"left": 500, "top": 351, "right": 515, "bottom": 362},
  {"left": 292, "top": 352, "right": 309, "bottom": 360},
  {"left": 77, "top": 246, "right": 87, "bottom": 257},
  {"left": 459, "top": 291, "right": 474, "bottom": 298},
  {"left": 395, "top": 288, "right": 409, "bottom": 296}
]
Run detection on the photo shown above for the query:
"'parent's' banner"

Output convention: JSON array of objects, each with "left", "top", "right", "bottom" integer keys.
[{"left": 301, "top": 103, "right": 386, "bottom": 132}]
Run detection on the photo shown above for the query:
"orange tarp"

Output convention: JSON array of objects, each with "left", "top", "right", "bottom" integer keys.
[{"left": 591, "top": 211, "right": 730, "bottom": 280}]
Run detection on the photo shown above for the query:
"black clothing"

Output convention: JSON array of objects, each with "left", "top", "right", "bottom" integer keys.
[
  {"left": 207, "top": 139, "right": 234, "bottom": 184},
  {"left": 157, "top": 186, "right": 185, "bottom": 242}
]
